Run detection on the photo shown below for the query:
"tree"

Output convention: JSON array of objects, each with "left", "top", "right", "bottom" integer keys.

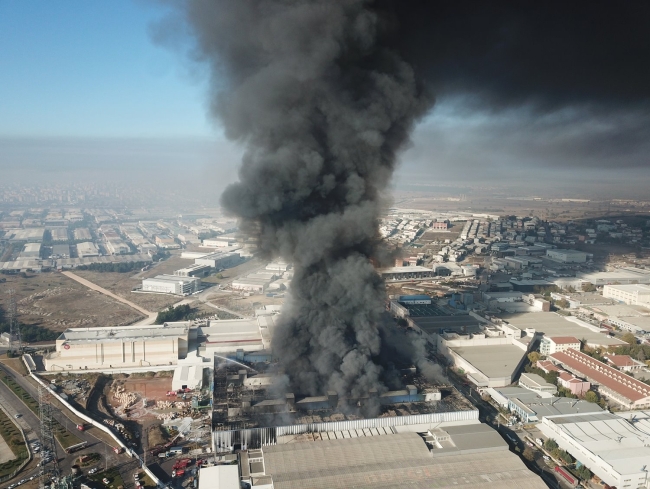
[
  {"left": 575, "top": 465, "right": 592, "bottom": 481},
  {"left": 544, "top": 438, "right": 558, "bottom": 451},
  {"left": 556, "top": 298, "right": 570, "bottom": 309},
  {"left": 582, "top": 283, "right": 597, "bottom": 292},
  {"left": 528, "top": 351, "right": 541, "bottom": 365},
  {"left": 584, "top": 391, "right": 599, "bottom": 404},
  {"left": 621, "top": 332, "right": 637, "bottom": 345},
  {"left": 638, "top": 349, "right": 646, "bottom": 362},
  {"left": 523, "top": 447, "right": 535, "bottom": 462},
  {"left": 545, "top": 371, "right": 559, "bottom": 385}
]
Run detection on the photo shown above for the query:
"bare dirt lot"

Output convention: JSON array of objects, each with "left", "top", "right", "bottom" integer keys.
[
  {"left": 141, "top": 255, "right": 196, "bottom": 279},
  {"left": 73, "top": 270, "right": 177, "bottom": 312},
  {"left": 115, "top": 375, "right": 173, "bottom": 403},
  {"left": 0, "top": 273, "right": 143, "bottom": 332}
]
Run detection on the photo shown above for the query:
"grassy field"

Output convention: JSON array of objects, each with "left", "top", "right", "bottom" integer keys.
[
  {"left": 0, "top": 407, "right": 28, "bottom": 478},
  {"left": 0, "top": 272, "right": 142, "bottom": 332},
  {"left": 0, "top": 356, "right": 28, "bottom": 376},
  {"left": 0, "top": 372, "right": 81, "bottom": 449}
]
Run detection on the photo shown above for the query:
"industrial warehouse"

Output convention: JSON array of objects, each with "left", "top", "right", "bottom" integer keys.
[
  {"left": 43, "top": 323, "right": 191, "bottom": 371},
  {"left": 232, "top": 425, "right": 548, "bottom": 489},
  {"left": 538, "top": 412, "right": 650, "bottom": 489},
  {"left": 211, "top": 360, "right": 475, "bottom": 451},
  {"left": 43, "top": 315, "right": 278, "bottom": 372}
]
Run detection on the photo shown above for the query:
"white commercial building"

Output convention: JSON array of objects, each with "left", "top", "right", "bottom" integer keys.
[
  {"left": 232, "top": 276, "right": 270, "bottom": 294},
  {"left": 603, "top": 284, "right": 650, "bottom": 307},
  {"left": 538, "top": 412, "right": 650, "bottom": 489},
  {"left": 174, "top": 264, "right": 212, "bottom": 278},
  {"left": 195, "top": 252, "right": 240, "bottom": 269},
  {"left": 202, "top": 236, "right": 237, "bottom": 248},
  {"left": 518, "top": 373, "right": 557, "bottom": 395},
  {"left": 606, "top": 315, "right": 650, "bottom": 334},
  {"left": 379, "top": 266, "right": 434, "bottom": 281},
  {"left": 20, "top": 243, "right": 42, "bottom": 258},
  {"left": 539, "top": 336, "right": 581, "bottom": 356},
  {"left": 43, "top": 323, "right": 190, "bottom": 371},
  {"left": 142, "top": 274, "right": 201, "bottom": 296},
  {"left": 76, "top": 241, "right": 99, "bottom": 258},
  {"left": 546, "top": 249, "right": 590, "bottom": 263},
  {"left": 171, "top": 365, "right": 204, "bottom": 391}
]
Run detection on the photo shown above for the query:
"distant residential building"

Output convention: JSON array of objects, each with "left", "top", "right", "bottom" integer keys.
[
  {"left": 603, "top": 284, "right": 650, "bottom": 307},
  {"left": 605, "top": 355, "right": 646, "bottom": 373},
  {"left": 539, "top": 336, "right": 581, "bottom": 356},
  {"left": 142, "top": 275, "right": 200, "bottom": 296}
]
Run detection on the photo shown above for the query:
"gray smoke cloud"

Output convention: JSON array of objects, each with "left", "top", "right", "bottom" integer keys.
[{"left": 170, "top": 0, "right": 432, "bottom": 397}]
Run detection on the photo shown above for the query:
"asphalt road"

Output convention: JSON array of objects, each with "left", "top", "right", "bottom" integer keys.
[{"left": 0, "top": 363, "right": 135, "bottom": 484}]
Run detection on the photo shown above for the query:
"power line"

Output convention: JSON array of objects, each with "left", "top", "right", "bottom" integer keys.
[
  {"left": 7, "top": 289, "right": 22, "bottom": 355},
  {"left": 39, "top": 385, "right": 60, "bottom": 488}
]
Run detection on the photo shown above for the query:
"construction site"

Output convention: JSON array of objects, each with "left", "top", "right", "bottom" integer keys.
[{"left": 211, "top": 359, "right": 477, "bottom": 451}]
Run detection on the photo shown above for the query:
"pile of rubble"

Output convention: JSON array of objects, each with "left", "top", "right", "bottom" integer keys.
[{"left": 113, "top": 384, "right": 138, "bottom": 408}]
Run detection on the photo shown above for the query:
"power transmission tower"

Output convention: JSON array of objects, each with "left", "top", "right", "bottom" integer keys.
[
  {"left": 7, "top": 289, "right": 22, "bottom": 355},
  {"left": 39, "top": 385, "right": 60, "bottom": 488}
]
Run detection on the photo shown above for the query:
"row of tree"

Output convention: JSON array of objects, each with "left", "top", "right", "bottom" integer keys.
[
  {"left": 75, "top": 261, "right": 150, "bottom": 273},
  {"left": 155, "top": 304, "right": 194, "bottom": 324}
]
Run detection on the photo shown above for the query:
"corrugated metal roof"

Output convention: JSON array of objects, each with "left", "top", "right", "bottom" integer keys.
[{"left": 262, "top": 431, "right": 546, "bottom": 489}]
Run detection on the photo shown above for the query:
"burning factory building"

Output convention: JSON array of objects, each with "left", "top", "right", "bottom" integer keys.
[{"left": 211, "top": 359, "right": 477, "bottom": 451}]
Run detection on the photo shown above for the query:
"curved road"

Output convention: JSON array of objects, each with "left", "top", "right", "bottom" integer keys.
[{"left": 0, "top": 364, "right": 128, "bottom": 483}]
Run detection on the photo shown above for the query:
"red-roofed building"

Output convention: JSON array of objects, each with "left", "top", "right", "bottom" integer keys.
[
  {"left": 557, "top": 371, "right": 591, "bottom": 396},
  {"left": 536, "top": 360, "right": 561, "bottom": 374},
  {"left": 604, "top": 355, "right": 645, "bottom": 373},
  {"left": 549, "top": 349, "right": 650, "bottom": 409},
  {"left": 540, "top": 336, "right": 581, "bottom": 355}
]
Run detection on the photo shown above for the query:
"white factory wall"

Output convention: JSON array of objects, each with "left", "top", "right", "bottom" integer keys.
[{"left": 44, "top": 337, "right": 186, "bottom": 371}]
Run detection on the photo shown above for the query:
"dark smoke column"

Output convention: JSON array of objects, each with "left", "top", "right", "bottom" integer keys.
[{"left": 181, "top": 0, "right": 432, "bottom": 397}]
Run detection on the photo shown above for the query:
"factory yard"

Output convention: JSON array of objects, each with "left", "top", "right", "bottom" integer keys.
[
  {"left": 111, "top": 375, "right": 173, "bottom": 404},
  {"left": 0, "top": 273, "right": 143, "bottom": 332}
]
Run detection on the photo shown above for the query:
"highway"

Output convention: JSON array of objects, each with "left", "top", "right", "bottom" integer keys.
[{"left": 0, "top": 363, "right": 132, "bottom": 485}]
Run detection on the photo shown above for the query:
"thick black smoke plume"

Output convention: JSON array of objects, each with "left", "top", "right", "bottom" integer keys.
[
  {"left": 171, "top": 0, "right": 432, "bottom": 397},
  {"left": 162, "top": 0, "right": 650, "bottom": 396}
]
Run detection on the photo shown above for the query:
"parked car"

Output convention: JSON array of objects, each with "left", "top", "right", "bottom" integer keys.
[
  {"left": 14, "top": 413, "right": 22, "bottom": 419},
  {"left": 102, "top": 478, "right": 110, "bottom": 485}
]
